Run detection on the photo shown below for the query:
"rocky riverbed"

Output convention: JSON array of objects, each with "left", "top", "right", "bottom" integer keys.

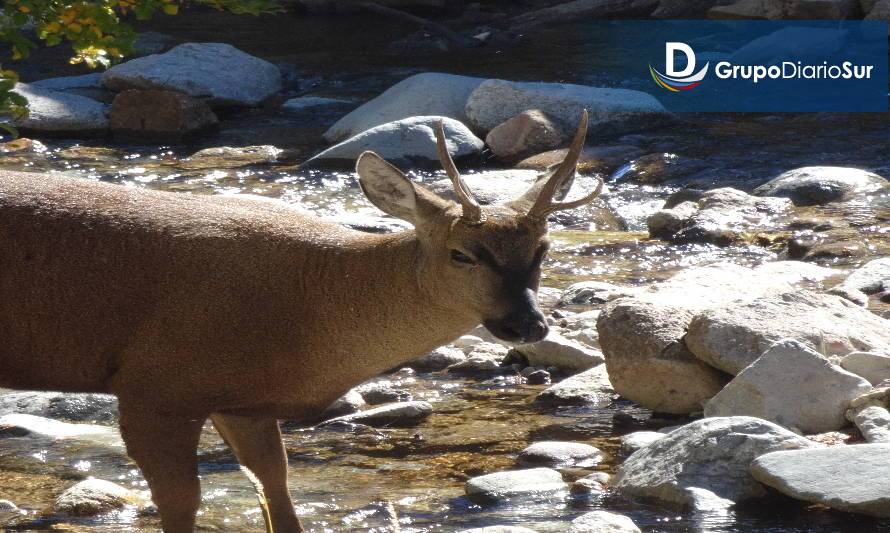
[{"left": 2, "top": 7, "right": 890, "bottom": 532}]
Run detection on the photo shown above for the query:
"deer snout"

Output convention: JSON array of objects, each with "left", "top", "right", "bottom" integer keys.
[{"left": 483, "top": 291, "right": 549, "bottom": 344}]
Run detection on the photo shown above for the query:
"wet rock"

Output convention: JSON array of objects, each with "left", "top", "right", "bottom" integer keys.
[
  {"left": 619, "top": 431, "right": 665, "bottom": 455},
  {"left": 846, "top": 387, "right": 890, "bottom": 443},
  {"left": 704, "top": 340, "right": 872, "bottom": 433},
  {"left": 12, "top": 83, "right": 108, "bottom": 135},
  {"left": 52, "top": 478, "right": 143, "bottom": 516},
  {"left": 687, "top": 291, "right": 890, "bottom": 376},
  {"left": 841, "top": 352, "right": 890, "bottom": 385},
  {"left": 0, "top": 414, "right": 120, "bottom": 446},
  {"left": 652, "top": 0, "right": 719, "bottom": 17},
  {"left": 751, "top": 444, "right": 890, "bottom": 517},
  {"left": 515, "top": 145, "right": 644, "bottom": 175},
  {"left": 754, "top": 166, "right": 888, "bottom": 206},
  {"left": 354, "top": 381, "right": 412, "bottom": 405},
  {"left": 526, "top": 370, "right": 551, "bottom": 385},
  {"left": 804, "top": 239, "right": 868, "bottom": 262},
  {"left": 457, "top": 527, "right": 539, "bottom": 533},
  {"left": 57, "top": 146, "right": 120, "bottom": 161},
  {"left": 102, "top": 43, "right": 282, "bottom": 107},
  {"left": 559, "top": 281, "right": 639, "bottom": 307},
  {"left": 485, "top": 109, "right": 567, "bottom": 162},
  {"left": 282, "top": 96, "right": 353, "bottom": 111},
  {"left": 465, "top": 79, "right": 667, "bottom": 139},
  {"left": 708, "top": 0, "right": 785, "bottom": 18},
  {"left": 179, "top": 145, "right": 281, "bottom": 170},
  {"left": 517, "top": 441, "right": 604, "bottom": 469},
  {"left": 322, "top": 389, "right": 366, "bottom": 418},
  {"left": 513, "top": 332, "right": 603, "bottom": 374},
  {"left": 0, "top": 138, "right": 42, "bottom": 153},
  {"left": 614, "top": 153, "right": 708, "bottom": 185},
  {"left": 570, "top": 511, "right": 641, "bottom": 533},
  {"left": 571, "top": 472, "right": 611, "bottom": 494},
  {"left": 836, "top": 257, "right": 890, "bottom": 295},
  {"left": 613, "top": 417, "right": 819, "bottom": 507},
  {"left": 534, "top": 364, "right": 613, "bottom": 406},
  {"left": 324, "top": 401, "right": 432, "bottom": 427},
  {"left": 409, "top": 346, "right": 466, "bottom": 372},
  {"left": 465, "top": 468, "right": 568, "bottom": 504},
  {"left": 0, "top": 392, "right": 117, "bottom": 423},
  {"left": 324, "top": 73, "right": 484, "bottom": 143},
  {"left": 109, "top": 89, "right": 218, "bottom": 142},
  {"left": 306, "top": 116, "right": 483, "bottom": 168}
]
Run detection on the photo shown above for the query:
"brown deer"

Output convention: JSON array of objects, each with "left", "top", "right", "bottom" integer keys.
[{"left": 0, "top": 111, "right": 601, "bottom": 532}]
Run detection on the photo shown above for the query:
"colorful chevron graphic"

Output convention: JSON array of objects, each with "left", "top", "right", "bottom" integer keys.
[{"left": 649, "top": 62, "right": 710, "bottom": 92}]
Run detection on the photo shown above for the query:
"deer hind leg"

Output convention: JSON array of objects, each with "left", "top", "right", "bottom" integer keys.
[
  {"left": 118, "top": 407, "right": 205, "bottom": 533},
  {"left": 210, "top": 414, "right": 303, "bottom": 533}
]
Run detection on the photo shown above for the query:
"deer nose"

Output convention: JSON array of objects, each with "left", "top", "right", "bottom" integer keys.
[{"left": 484, "top": 312, "right": 549, "bottom": 344}]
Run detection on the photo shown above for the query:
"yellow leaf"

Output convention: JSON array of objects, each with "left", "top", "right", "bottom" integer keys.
[
  {"left": 163, "top": 4, "right": 179, "bottom": 14},
  {"left": 17, "top": 5, "right": 30, "bottom": 13},
  {"left": 68, "top": 22, "right": 82, "bottom": 33}
]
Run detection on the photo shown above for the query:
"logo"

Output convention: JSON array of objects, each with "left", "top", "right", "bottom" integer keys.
[{"left": 649, "top": 42, "right": 709, "bottom": 92}]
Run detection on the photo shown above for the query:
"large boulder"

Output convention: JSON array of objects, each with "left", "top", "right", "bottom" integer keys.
[
  {"left": 686, "top": 291, "right": 890, "bottom": 376},
  {"left": 0, "top": 391, "right": 118, "bottom": 423},
  {"left": 304, "top": 116, "right": 483, "bottom": 168},
  {"left": 12, "top": 83, "right": 108, "bottom": 134},
  {"left": 704, "top": 340, "right": 872, "bottom": 433},
  {"left": 109, "top": 89, "right": 218, "bottom": 142},
  {"left": 753, "top": 166, "right": 888, "bottom": 206},
  {"left": 102, "top": 43, "right": 282, "bottom": 107},
  {"left": 598, "top": 262, "right": 834, "bottom": 413},
  {"left": 534, "top": 364, "right": 614, "bottom": 406},
  {"left": 613, "top": 417, "right": 819, "bottom": 507},
  {"left": 465, "top": 468, "right": 568, "bottom": 504},
  {"left": 465, "top": 79, "right": 667, "bottom": 138},
  {"left": 751, "top": 444, "right": 890, "bottom": 517},
  {"left": 324, "top": 73, "right": 485, "bottom": 143}
]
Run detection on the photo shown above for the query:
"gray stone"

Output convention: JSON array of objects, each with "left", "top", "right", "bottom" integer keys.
[
  {"left": 619, "top": 431, "right": 666, "bottom": 454},
  {"left": 53, "top": 478, "right": 143, "bottom": 516},
  {"left": 465, "top": 79, "right": 667, "bottom": 138},
  {"left": 31, "top": 73, "right": 102, "bottom": 91},
  {"left": 839, "top": 258, "right": 890, "bottom": 295},
  {"left": 846, "top": 388, "right": 890, "bottom": 443},
  {"left": 687, "top": 291, "right": 890, "bottom": 376},
  {"left": 409, "top": 346, "right": 466, "bottom": 372},
  {"left": 517, "top": 441, "right": 604, "bottom": 468},
  {"left": 513, "top": 331, "right": 603, "bottom": 374},
  {"left": 613, "top": 417, "right": 819, "bottom": 506},
  {"left": 0, "top": 391, "right": 118, "bottom": 422},
  {"left": 841, "top": 352, "right": 890, "bottom": 385},
  {"left": 559, "top": 281, "right": 639, "bottom": 307},
  {"left": 324, "top": 73, "right": 484, "bottom": 143},
  {"left": 571, "top": 472, "right": 611, "bottom": 494},
  {"left": 485, "top": 109, "right": 567, "bottom": 162},
  {"left": 324, "top": 401, "right": 432, "bottom": 427},
  {"left": 322, "top": 389, "right": 366, "bottom": 418},
  {"left": 465, "top": 468, "right": 568, "bottom": 504},
  {"left": 354, "top": 380, "right": 412, "bottom": 405},
  {"left": 180, "top": 145, "right": 282, "bottom": 170},
  {"left": 751, "top": 444, "right": 890, "bottom": 517},
  {"left": 534, "top": 364, "right": 613, "bottom": 406},
  {"left": 570, "top": 511, "right": 641, "bottom": 533},
  {"left": 305, "top": 116, "right": 483, "bottom": 168},
  {"left": 102, "top": 43, "right": 282, "bottom": 107},
  {"left": 753, "top": 166, "right": 888, "bottom": 206},
  {"left": 704, "top": 340, "right": 872, "bottom": 433},
  {"left": 12, "top": 83, "right": 108, "bottom": 134}
]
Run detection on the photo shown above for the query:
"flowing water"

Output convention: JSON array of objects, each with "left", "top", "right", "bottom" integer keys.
[{"left": 2, "top": 8, "right": 890, "bottom": 532}]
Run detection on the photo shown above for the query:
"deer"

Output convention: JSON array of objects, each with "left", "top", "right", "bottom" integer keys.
[{"left": 0, "top": 111, "right": 601, "bottom": 532}]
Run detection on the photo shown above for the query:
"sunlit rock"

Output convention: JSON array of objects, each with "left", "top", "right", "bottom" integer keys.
[
  {"left": 465, "top": 468, "right": 568, "bottom": 504},
  {"left": 517, "top": 441, "right": 604, "bottom": 468}
]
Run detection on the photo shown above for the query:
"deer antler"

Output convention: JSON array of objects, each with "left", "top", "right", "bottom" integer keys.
[
  {"left": 510, "top": 110, "right": 603, "bottom": 221},
  {"left": 435, "top": 120, "right": 483, "bottom": 224}
]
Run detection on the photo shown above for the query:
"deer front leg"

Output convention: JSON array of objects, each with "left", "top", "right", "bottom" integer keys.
[
  {"left": 118, "top": 407, "right": 205, "bottom": 533},
  {"left": 210, "top": 414, "right": 303, "bottom": 533}
]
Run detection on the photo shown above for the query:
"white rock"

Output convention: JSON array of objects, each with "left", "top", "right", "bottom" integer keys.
[
  {"left": 514, "top": 332, "right": 604, "bottom": 374},
  {"left": 753, "top": 166, "right": 888, "bottom": 206},
  {"left": 571, "top": 472, "right": 611, "bottom": 494},
  {"left": 841, "top": 352, "right": 890, "bottom": 385},
  {"left": 322, "top": 389, "right": 366, "bottom": 418},
  {"left": 619, "top": 431, "right": 665, "bottom": 454},
  {"left": 838, "top": 257, "right": 890, "bottom": 294},
  {"left": 452, "top": 335, "right": 485, "bottom": 349},
  {"left": 570, "top": 511, "right": 641, "bottom": 533},
  {"left": 306, "top": 116, "right": 482, "bottom": 167},
  {"left": 282, "top": 96, "right": 352, "bottom": 111},
  {"left": 324, "top": 401, "right": 432, "bottom": 427},
  {"left": 534, "top": 364, "right": 613, "bottom": 406},
  {"left": 846, "top": 388, "right": 890, "bottom": 443},
  {"left": 0, "top": 413, "right": 120, "bottom": 447},
  {"left": 751, "top": 444, "right": 890, "bottom": 517},
  {"left": 324, "top": 72, "right": 485, "bottom": 143},
  {"left": 53, "top": 478, "right": 142, "bottom": 516},
  {"left": 465, "top": 468, "right": 568, "bottom": 504},
  {"left": 12, "top": 83, "right": 108, "bottom": 133},
  {"left": 687, "top": 291, "right": 890, "bottom": 375},
  {"left": 465, "top": 79, "right": 666, "bottom": 137},
  {"left": 517, "top": 441, "right": 604, "bottom": 468},
  {"left": 0, "top": 391, "right": 118, "bottom": 422},
  {"left": 102, "top": 43, "right": 282, "bottom": 106},
  {"left": 704, "top": 340, "right": 872, "bottom": 433},
  {"left": 613, "top": 416, "right": 819, "bottom": 506}
]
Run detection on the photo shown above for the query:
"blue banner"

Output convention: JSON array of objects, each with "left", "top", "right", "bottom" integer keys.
[{"left": 583, "top": 20, "right": 888, "bottom": 112}]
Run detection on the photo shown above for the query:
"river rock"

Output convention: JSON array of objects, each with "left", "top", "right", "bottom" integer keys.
[
  {"left": 841, "top": 352, "right": 890, "bottom": 385},
  {"left": 324, "top": 73, "right": 484, "bottom": 143},
  {"left": 534, "top": 364, "right": 614, "bottom": 406},
  {"left": 559, "top": 281, "right": 639, "bottom": 307},
  {"left": 458, "top": 527, "right": 539, "bottom": 533},
  {"left": 570, "top": 511, "right": 641, "bottom": 533},
  {"left": 179, "top": 145, "right": 282, "bottom": 170},
  {"left": 613, "top": 417, "right": 819, "bottom": 506},
  {"left": 686, "top": 291, "right": 890, "bottom": 376},
  {"left": 517, "top": 441, "right": 604, "bottom": 468},
  {"left": 753, "top": 166, "right": 888, "bottom": 206},
  {"left": 0, "top": 413, "right": 120, "bottom": 447},
  {"left": 12, "top": 83, "right": 108, "bottom": 134},
  {"left": 305, "top": 116, "right": 483, "bottom": 168},
  {"left": 571, "top": 472, "right": 611, "bottom": 494},
  {"left": 751, "top": 444, "right": 890, "bottom": 517},
  {"left": 282, "top": 96, "right": 353, "bottom": 111},
  {"left": 515, "top": 145, "right": 644, "bottom": 175},
  {"left": 704, "top": 340, "right": 872, "bottom": 433},
  {"left": 835, "top": 257, "right": 890, "bottom": 296},
  {"left": 485, "top": 109, "right": 567, "bottom": 162},
  {"left": 30, "top": 73, "right": 111, "bottom": 102},
  {"left": 614, "top": 153, "right": 708, "bottom": 185},
  {"left": 846, "top": 388, "right": 890, "bottom": 443},
  {"left": 465, "top": 468, "right": 568, "bottom": 504},
  {"left": 619, "top": 431, "right": 666, "bottom": 454},
  {"left": 353, "top": 380, "right": 412, "bottom": 404},
  {"left": 513, "top": 332, "right": 603, "bottom": 374},
  {"left": 465, "top": 79, "right": 666, "bottom": 138},
  {"left": 109, "top": 89, "right": 218, "bottom": 142},
  {"left": 409, "top": 346, "right": 466, "bottom": 372},
  {"left": 102, "top": 43, "right": 282, "bottom": 107},
  {"left": 322, "top": 389, "right": 366, "bottom": 418},
  {"left": 324, "top": 401, "right": 432, "bottom": 427},
  {"left": 52, "top": 478, "right": 143, "bottom": 516},
  {"left": 0, "top": 391, "right": 118, "bottom": 423}
]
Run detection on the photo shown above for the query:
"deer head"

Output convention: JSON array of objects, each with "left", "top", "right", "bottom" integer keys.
[{"left": 356, "top": 111, "right": 602, "bottom": 344}]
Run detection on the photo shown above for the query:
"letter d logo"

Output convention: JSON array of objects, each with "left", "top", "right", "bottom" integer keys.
[
  {"left": 649, "top": 42, "right": 709, "bottom": 92},
  {"left": 666, "top": 42, "right": 696, "bottom": 77}
]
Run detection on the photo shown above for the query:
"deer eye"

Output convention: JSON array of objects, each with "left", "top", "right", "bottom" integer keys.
[{"left": 450, "top": 249, "right": 476, "bottom": 265}]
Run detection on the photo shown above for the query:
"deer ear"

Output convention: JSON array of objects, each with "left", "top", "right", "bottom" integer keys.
[{"left": 356, "top": 151, "right": 449, "bottom": 225}]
